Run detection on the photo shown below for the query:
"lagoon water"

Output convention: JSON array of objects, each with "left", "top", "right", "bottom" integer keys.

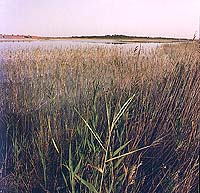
[{"left": 0, "top": 39, "right": 163, "bottom": 51}]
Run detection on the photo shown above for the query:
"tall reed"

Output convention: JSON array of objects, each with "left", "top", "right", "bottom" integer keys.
[{"left": 0, "top": 42, "right": 199, "bottom": 192}]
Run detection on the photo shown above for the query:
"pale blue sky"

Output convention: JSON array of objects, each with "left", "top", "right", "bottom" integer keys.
[{"left": 0, "top": 0, "right": 199, "bottom": 38}]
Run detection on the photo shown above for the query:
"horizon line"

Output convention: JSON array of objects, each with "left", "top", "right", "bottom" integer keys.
[{"left": 0, "top": 33, "right": 193, "bottom": 40}]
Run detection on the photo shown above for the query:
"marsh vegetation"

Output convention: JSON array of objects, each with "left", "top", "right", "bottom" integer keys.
[{"left": 0, "top": 42, "right": 199, "bottom": 192}]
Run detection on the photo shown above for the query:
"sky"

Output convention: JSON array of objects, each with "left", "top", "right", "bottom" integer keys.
[{"left": 0, "top": 0, "right": 199, "bottom": 38}]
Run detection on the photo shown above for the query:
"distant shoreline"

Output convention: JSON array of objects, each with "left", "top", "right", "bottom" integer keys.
[
  {"left": 0, "top": 34, "right": 193, "bottom": 43},
  {"left": 70, "top": 37, "right": 189, "bottom": 43},
  {"left": 0, "top": 38, "right": 190, "bottom": 44}
]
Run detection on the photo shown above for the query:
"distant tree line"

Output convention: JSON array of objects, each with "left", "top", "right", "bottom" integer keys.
[
  {"left": 71, "top": 34, "right": 189, "bottom": 40},
  {"left": 23, "top": 35, "right": 32, "bottom": 38}
]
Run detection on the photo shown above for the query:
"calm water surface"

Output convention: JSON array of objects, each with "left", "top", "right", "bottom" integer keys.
[{"left": 0, "top": 39, "right": 164, "bottom": 50}]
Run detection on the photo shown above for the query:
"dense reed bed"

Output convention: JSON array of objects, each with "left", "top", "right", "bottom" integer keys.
[{"left": 0, "top": 42, "right": 199, "bottom": 193}]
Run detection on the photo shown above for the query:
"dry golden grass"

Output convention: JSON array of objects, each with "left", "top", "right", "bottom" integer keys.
[{"left": 0, "top": 42, "right": 199, "bottom": 192}]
